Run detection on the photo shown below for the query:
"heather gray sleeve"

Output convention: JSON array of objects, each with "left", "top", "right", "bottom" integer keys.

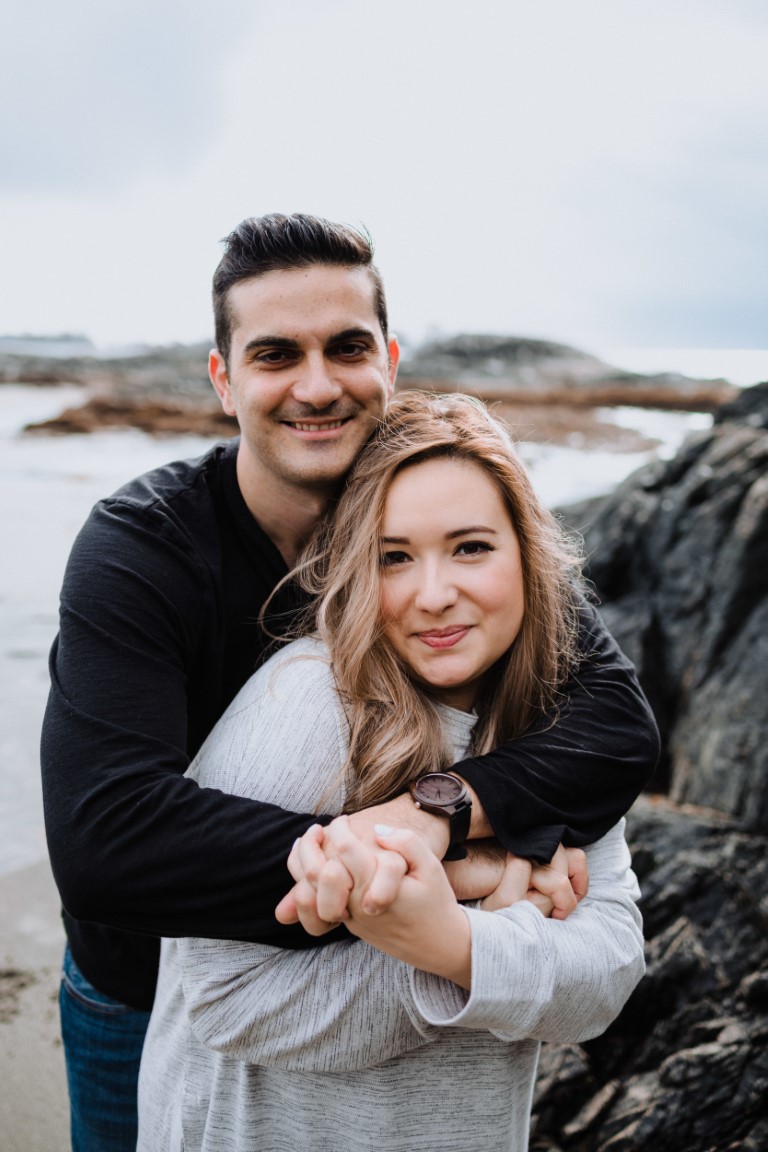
[
  {"left": 177, "top": 638, "right": 442, "bottom": 1071},
  {"left": 408, "top": 821, "right": 645, "bottom": 1041}
]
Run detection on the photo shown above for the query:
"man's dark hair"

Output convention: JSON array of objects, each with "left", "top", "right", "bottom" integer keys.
[{"left": 213, "top": 213, "right": 389, "bottom": 365}]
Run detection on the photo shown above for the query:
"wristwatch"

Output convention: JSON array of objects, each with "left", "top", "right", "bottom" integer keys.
[{"left": 408, "top": 772, "right": 472, "bottom": 861}]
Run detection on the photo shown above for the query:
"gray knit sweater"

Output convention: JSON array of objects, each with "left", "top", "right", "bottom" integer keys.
[{"left": 138, "top": 636, "right": 644, "bottom": 1151}]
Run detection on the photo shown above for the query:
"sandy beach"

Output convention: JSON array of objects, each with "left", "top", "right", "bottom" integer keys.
[{"left": 0, "top": 859, "right": 68, "bottom": 1148}]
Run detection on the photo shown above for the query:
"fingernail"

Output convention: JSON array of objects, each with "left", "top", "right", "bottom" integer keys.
[{"left": 374, "top": 823, "right": 394, "bottom": 836}]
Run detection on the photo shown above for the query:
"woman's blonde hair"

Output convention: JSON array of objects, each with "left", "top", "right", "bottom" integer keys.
[{"left": 291, "top": 391, "right": 583, "bottom": 811}]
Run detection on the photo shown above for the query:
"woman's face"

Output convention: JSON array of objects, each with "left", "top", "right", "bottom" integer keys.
[{"left": 379, "top": 456, "right": 525, "bottom": 711}]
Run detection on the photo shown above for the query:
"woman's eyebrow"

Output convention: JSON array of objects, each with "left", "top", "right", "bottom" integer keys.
[
  {"left": 380, "top": 526, "right": 498, "bottom": 544},
  {"left": 445, "top": 525, "right": 497, "bottom": 539}
]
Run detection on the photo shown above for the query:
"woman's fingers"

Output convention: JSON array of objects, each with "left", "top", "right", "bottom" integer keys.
[{"left": 331, "top": 822, "right": 409, "bottom": 916}]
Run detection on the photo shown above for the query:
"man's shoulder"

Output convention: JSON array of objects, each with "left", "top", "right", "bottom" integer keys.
[
  {"left": 103, "top": 437, "right": 237, "bottom": 516},
  {"left": 65, "top": 438, "right": 239, "bottom": 587}
]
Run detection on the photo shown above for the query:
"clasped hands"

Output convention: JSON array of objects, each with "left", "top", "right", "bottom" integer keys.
[{"left": 275, "top": 794, "right": 589, "bottom": 970}]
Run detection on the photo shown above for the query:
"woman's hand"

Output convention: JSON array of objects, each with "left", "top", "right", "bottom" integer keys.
[
  {"left": 333, "top": 819, "right": 472, "bottom": 989},
  {"left": 275, "top": 817, "right": 411, "bottom": 934}
]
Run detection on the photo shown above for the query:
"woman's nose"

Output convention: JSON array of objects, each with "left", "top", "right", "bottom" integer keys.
[{"left": 414, "top": 564, "right": 459, "bottom": 614}]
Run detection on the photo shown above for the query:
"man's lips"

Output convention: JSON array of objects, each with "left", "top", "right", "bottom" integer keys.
[{"left": 416, "top": 626, "right": 470, "bottom": 649}]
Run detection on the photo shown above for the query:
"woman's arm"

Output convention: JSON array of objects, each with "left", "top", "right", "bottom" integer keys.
[
  {"left": 336, "top": 821, "right": 645, "bottom": 1044},
  {"left": 174, "top": 641, "right": 444, "bottom": 1071}
]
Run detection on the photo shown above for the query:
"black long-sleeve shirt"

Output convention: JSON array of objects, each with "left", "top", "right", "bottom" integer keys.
[{"left": 41, "top": 437, "right": 659, "bottom": 1010}]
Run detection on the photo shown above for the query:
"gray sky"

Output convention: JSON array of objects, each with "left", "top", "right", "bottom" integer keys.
[{"left": 1, "top": 0, "right": 766, "bottom": 352}]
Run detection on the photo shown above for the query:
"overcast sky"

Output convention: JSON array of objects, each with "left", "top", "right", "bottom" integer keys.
[{"left": 1, "top": 0, "right": 766, "bottom": 355}]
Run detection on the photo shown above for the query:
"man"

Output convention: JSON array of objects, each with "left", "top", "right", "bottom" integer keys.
[{"left": 42, "top": 213, "right": 658, "bottom": 1150}]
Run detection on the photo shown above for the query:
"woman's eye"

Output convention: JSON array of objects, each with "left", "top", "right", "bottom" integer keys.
[
  {"left": 455, "top": 540, "right": 493, "bottom": 557},
  {"left": 380, "top": 550, "right": 411, "bottom": 568}
]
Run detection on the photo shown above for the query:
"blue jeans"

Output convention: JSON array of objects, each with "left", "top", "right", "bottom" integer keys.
[{"left": 59, "top": 945, "right": 152, "bottom": 1152}]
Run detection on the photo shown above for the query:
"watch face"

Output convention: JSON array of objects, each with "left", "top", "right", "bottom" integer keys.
[{"left": 415, "top": 773, "right": 464, "bottom": 805}]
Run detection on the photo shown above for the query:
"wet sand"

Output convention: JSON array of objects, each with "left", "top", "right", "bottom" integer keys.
[{"left": 0, "top": 859, "right": 68, "bottom": 1149}]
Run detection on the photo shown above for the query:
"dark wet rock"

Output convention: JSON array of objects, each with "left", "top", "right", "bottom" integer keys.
[
  {"left": 533, "top": 385, "right": 768, "bottom": 1151},
  {"left": 572, "top": 383, "right": 768, "bottom": 823},
  {"left": 530, "top": 799, "right": 768, "bottom": 1152}
]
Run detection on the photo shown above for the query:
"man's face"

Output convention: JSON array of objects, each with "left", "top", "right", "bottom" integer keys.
[{"left": 210, "top": 265, "right": 398, "bottom": 499}]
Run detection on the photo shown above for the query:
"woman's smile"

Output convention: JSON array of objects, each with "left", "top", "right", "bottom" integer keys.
[{"left": 416, "top": 626, "right": 471, "bottom": 649}]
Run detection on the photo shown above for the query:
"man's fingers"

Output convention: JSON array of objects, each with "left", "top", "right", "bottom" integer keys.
[
  {"left": 288, "top": 823, "right": 330, "bottom": 887},
  {"left": 529, "top": 862, "right": 578, "bottom": 920},
  {"left": 564, "top": 847, "right": 589, "bottom": 902},
  {"left": 274, "top": 889, "right": 299, "bottom": 925},
  {"left": 480, "top": 854, "right": 532, "bottom": 911},
  {"left": 291, "top": 877, "right": 342, "bottom": 937}
]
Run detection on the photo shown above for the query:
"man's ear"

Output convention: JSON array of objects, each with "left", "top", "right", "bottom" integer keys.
[
  {"left": 209, "top": 349, "right": 237, "bottom": 417},
  {"left": 387, "top": 336, "right": 400, "bottom": 399}
]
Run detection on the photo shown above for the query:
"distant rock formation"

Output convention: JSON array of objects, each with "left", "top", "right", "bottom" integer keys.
[
  {"left": 530, "top": 382, "right": 768, "bottom": 1151},
  {"left": 3, "top": 334, "right": 738, "bottom": 438},
  {"left": 398, "top": 333, "right": 736, "bottom": 411}
]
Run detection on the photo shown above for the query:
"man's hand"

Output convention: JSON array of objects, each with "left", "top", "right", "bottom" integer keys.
[
  {"left": 481, "top": 844, "right": 589, "bottom": 917},
  {"left": 442, "top": 839, "right": 507, "bottom": 902}
]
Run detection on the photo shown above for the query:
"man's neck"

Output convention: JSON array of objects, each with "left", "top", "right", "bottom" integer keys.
[{"left": 235, "top": 451, "right": 333, "bottom": 569}]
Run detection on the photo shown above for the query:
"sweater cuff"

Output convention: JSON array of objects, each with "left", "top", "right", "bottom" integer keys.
[{"left": 408, "top": 903, "right": 550, "bottom": 1033}]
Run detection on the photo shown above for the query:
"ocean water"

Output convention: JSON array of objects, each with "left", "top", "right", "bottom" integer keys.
[
  {"left": 596, "top": 346, "right": 768, "bottom": 388},
  {"left": 0, "top": 384, "right": 713, "bottom": 876}
]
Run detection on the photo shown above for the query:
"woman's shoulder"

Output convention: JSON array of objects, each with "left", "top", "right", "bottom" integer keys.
[{"left": 228, "top": 635, "right": 334, "bottom": 712}]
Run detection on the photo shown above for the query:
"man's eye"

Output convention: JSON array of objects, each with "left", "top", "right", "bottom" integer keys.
[
  {"left": 380, "top": 550, "right": 410, "bottom": 567},
  {"left": 455, "top": 541, "right": 493, "bottom": 556},
  {"left": 255, "top": 349, "right": 294, "bottom": 365},
  {"left": 335, "top": 342, "right": 367, "bottom": 358}
]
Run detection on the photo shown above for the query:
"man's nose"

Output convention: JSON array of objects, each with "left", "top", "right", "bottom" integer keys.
[
  {"left": 414, "top": 562, "right": 459, "bottom": 614},
  {"left": 291, "top": 355, "right": 343, "bottom": 408}
]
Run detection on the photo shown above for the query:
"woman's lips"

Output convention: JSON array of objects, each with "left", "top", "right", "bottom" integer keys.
[{"left": 417, "top": 626, "right": 469, "bottom": 649}]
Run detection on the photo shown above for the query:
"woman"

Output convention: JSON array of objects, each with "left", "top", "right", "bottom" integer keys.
[{"left": 138, "top": 392, "right": 645, "bottom": 1151}]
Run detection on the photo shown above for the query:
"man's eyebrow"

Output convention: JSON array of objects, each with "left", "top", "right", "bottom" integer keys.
[
  {"left": 327, "top": 327, "right": 378, "bottom": 344},
  {"left": 242, "top": 336, "right": 300, "bottom": 355},
  {"left": 380, "top": 526, "right": 498, "bottom": 544}
]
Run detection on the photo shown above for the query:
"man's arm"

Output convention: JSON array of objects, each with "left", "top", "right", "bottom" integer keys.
[
  {"left": 453, "top": 597, "right": 660, "bottom": 862},
  {"left": 41, "top": 497, "right": 339, "bottom": 947}
]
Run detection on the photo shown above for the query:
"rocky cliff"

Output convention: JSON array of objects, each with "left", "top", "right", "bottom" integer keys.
[{"left": 530, "top": 382, "right": 768, "bottom": 1151}]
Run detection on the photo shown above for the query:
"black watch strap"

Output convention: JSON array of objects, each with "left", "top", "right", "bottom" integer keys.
[{"left": 408, "top": 773, "right": 472, "bottom": 861}]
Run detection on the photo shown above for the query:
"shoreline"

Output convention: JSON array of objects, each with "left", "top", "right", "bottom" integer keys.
[{"left": 0, "top": 858, "right": 68, "bottom": 1148}]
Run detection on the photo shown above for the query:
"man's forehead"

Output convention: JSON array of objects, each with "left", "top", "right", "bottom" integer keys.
[{"left": 227, "top": 264, "right": 381, "bottom": 338}]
